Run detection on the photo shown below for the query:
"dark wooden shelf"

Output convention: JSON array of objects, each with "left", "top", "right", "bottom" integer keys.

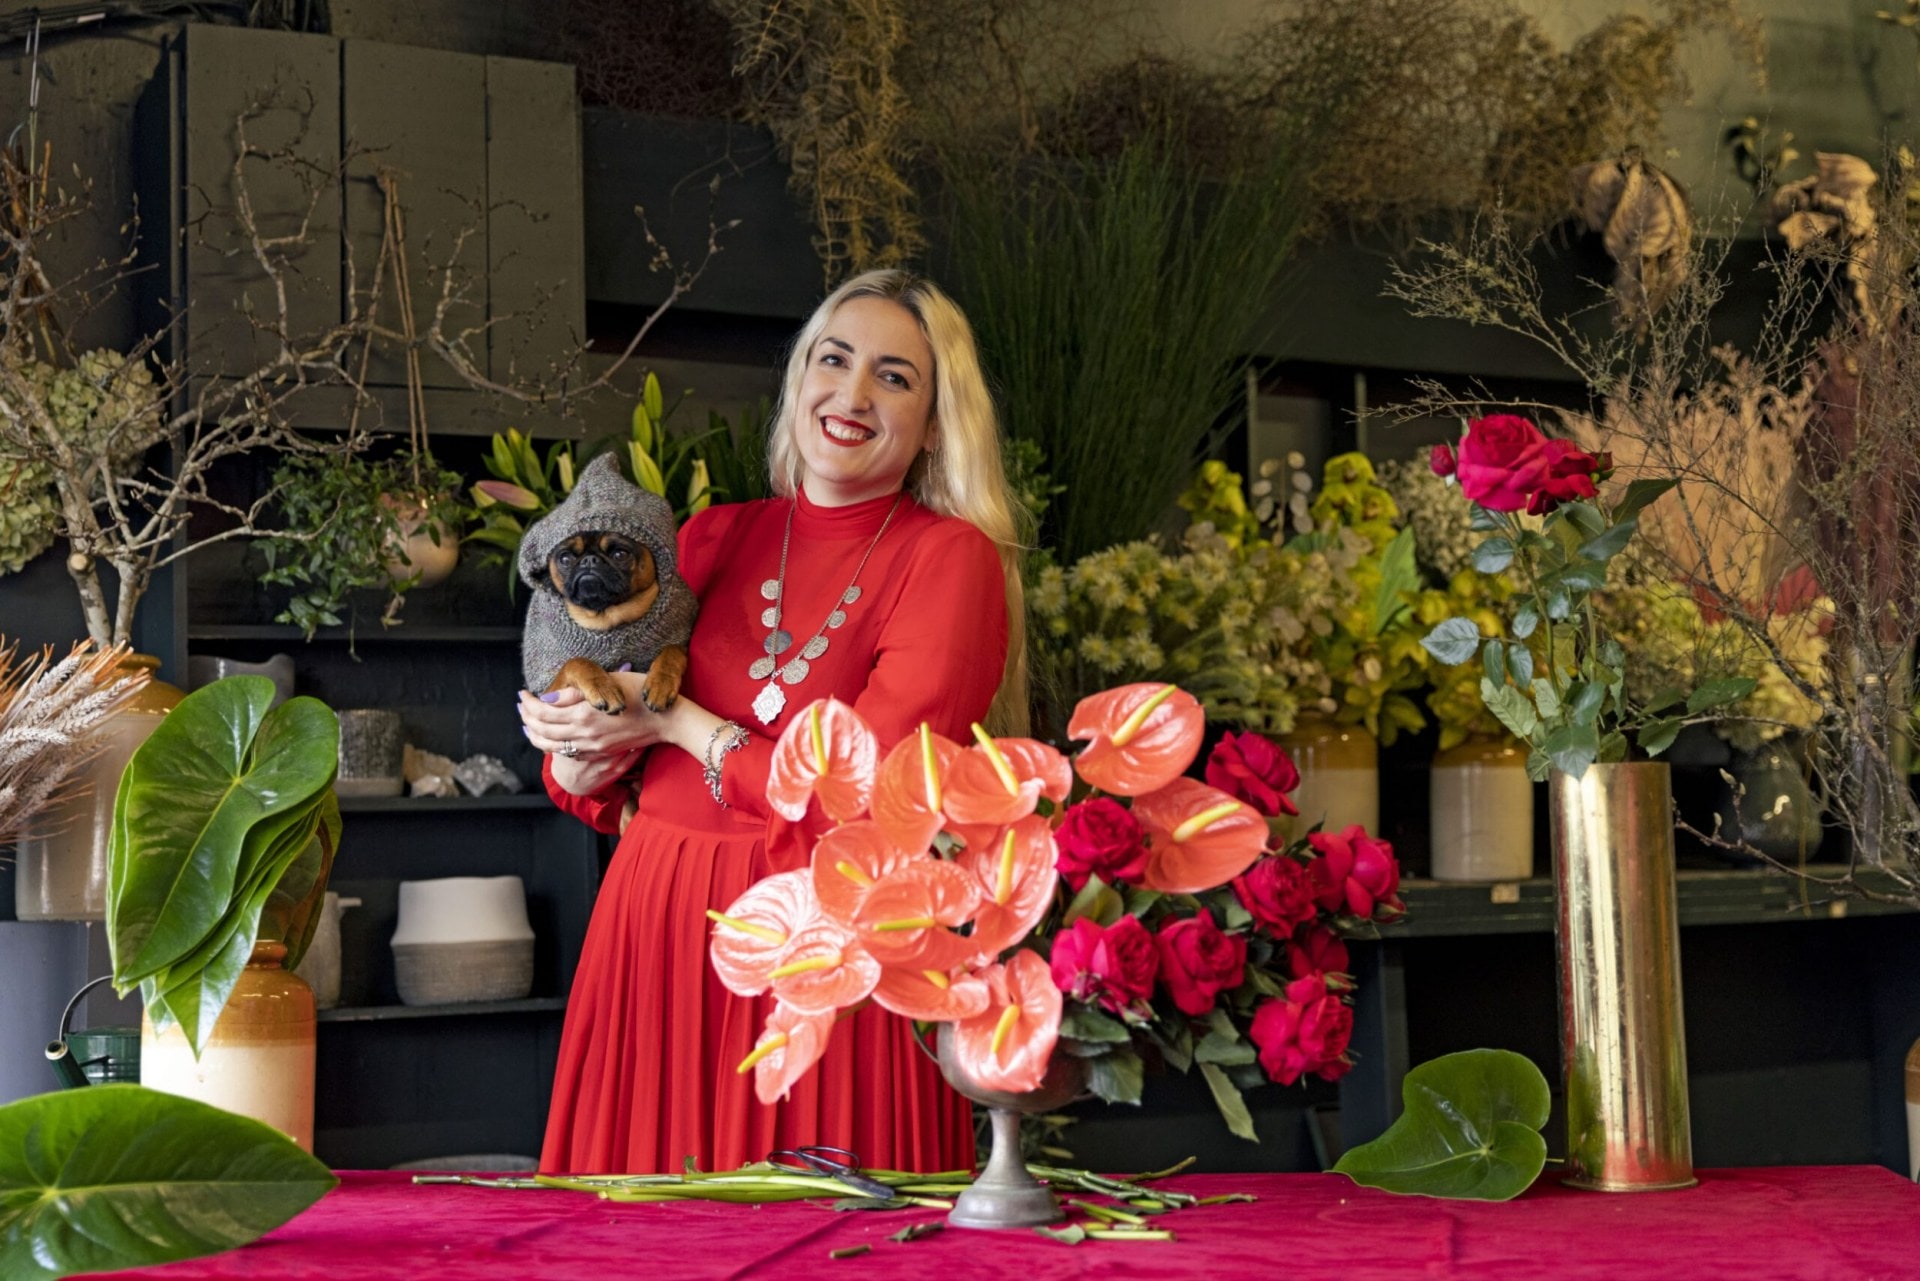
[
  {"left": 188, "top": 623, "right": 523, "bottom": 644},
  {"left": 1394, "top": 864, "right": 1916, "bottom": 938},
  {"left": 317, "top": 997, "right": 566, "bottom": 1023},
  {"left": 338, "top": 793, "right": 552, "bottom": 814}
]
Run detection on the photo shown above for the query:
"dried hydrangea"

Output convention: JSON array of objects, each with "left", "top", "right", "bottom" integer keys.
[
  {"left": 0, "top": 456, "right": 59, "bottom": 575},
  {"left": 1379, "top": 452, "right": 1479, "bottom": 581}
]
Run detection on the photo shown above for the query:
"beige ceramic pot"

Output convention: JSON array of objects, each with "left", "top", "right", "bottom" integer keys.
[{"left": 140, "top": 940, "right": 317, "bottom": 1151}]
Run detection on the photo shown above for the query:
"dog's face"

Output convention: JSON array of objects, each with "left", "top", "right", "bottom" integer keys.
[{"left": 548, "top": 532, "right": 659, "bottom": 631}]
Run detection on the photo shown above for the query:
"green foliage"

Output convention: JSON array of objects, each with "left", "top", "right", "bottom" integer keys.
[
  {"left": 1332, "top": 1049, "right": 1551, "bottom": 1199},
  {"left": 108, "top": 677, "right": 340, "bottom": 1056},
  {"left": 255, "top": 448, "right": 466, "bottom": 639},
  {"left": 940, "top": 130, "right": 1310, "bottom": 564},
  {"left": 0, "top": 1085, "right": 336, "bottom": 1280},
  {"left": 1421, "top": 479, "right": 1756, "bottom": 779}
]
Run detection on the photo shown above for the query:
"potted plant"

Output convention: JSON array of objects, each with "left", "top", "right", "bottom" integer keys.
[
  {"left": 254, "top": 445, "right": 468, "bottom": 638},
  {"left": 106, "top": 676, "right": 342, "bottom": 1149}
]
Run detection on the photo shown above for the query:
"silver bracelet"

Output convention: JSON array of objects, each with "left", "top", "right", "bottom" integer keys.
[{"left": 703, "top": 720, "right": 749, "bottom": 807}]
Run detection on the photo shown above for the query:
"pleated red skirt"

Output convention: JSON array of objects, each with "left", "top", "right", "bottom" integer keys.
[{"left": 539, "top": 809, "right": 974, "bottom": 1175}]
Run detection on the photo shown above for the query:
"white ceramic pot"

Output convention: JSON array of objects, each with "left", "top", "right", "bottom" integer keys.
[
  {"left": 292, "top": 891, "right": 362, "bottom": 1011},
  {"left": 379, "top": 496, "right": 459, "bottom": 588},
  {"left": 391, "top": 876, "right": 535, "bottom": 1006},
  {"left": 186, "top": 653, "right": 296, "bottom": 705}
]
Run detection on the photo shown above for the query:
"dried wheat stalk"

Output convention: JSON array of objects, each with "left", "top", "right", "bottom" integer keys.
[{"left": 0, "top": 640, "right": 148, "bottom": 847}]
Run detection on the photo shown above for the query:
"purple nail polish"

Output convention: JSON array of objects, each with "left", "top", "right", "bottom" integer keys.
[
  {"left": 615, "top": 663, "right": 633, "bottom": 673},
  {"left": 540, "top": 691, "right": 562, "bottom": 703},
  {"left": 520, "top": 726, "right": 531, "bottom": 736}
]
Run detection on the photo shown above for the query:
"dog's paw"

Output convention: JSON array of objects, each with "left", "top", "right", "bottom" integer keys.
[{"left": 641, "top": 671, "right": 680, "bottom": 713}]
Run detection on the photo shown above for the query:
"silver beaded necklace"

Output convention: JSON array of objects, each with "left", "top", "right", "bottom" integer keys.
[{"left": 748, "top": 492, "right": 906, "bottom": 725}]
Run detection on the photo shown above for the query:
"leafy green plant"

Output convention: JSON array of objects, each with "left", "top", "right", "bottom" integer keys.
[
  {"left": 1333, "top": 1049, "right": 1551, "bottom": 1200},
  {"left": 255, "top": 448, "right": 466, "bottom": 638},
  {"left": 940, "top": 131, "right": 1310, "bottom": 564},
  {"left": 0, "top": 1084, "right": 335, "bottom": 1280},
  {"left": 108, "top": 676, "right": 341, "bottom": 1055}
]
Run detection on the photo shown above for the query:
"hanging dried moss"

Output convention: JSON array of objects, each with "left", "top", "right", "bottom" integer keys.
[{"left": 560, "top": 0, "right": 743, "bottom": 118}]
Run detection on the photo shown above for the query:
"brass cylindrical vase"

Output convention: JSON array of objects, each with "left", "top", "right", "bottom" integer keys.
[{"left": 1549, "top": 762, "right": 1695, "bottom": 1191}]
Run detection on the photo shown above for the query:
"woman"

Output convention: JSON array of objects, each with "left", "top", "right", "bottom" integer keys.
[{"left": 518, "top": 269, "right": 1028, "bottom": 1175}]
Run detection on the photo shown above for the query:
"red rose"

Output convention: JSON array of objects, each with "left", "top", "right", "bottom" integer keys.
[
  {"left": 1232, "top": 854, "right": 1319, "bottom": 936},
  {"left": 1053, "top": 797, "right": 1150, "bottom": 890},
  {"left": 1285, "top": 921, "right": 1350, "bottom": 982},
  {"left": 1306, "top": 825, "right": 1405, "bottom": 920},
  {"left": 1204, "top": 731, "right": 1299, "bottom": 818},
  {"left": 1155, "top": 913, "right": 1248, "bottom": 1017},
  {"left": 1524, "top": 438, "right": 1604, "bottom": 516},
  {"left": 1249, "top": 974, "right": 1354, "bottom": 1085},
  {"left": 1049, "top": 915, "right": 1157, "bottom": 1016},
  {"left": 1455, "top": 414, "right": 1549, "bottom": 512},
  {"left": 1429, "top": 441, "right": 1457, "bottom": 478}
]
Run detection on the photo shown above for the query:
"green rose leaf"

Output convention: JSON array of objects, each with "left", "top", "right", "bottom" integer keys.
[
  {"left": 1612, "top": 477, "right": 1680, "bottom": 524},
  {"left": 1511, "top": 598, "right": 1540, "bottom": 640},
  {"left": 1468, "top": 504, "right": 1501, "bottom": 532},
  {"left": 1086, "top": 1047, "right": 1145, "bottom": 1106},
  {"left": 1576, "top": 516, "right": 1639, "bottom": 563},
  {"left": 1566, "top": 680, "right": 1607, "bottom": 727},
  {"left": 1530, "top": 677, "right": 1561, "bottom": 721},
  {"left": 1544, "top": 722, "right": 1600, "bottom": 778},
  {"left": 1638, "top": 716, "right": 1685, "bottom": 757},
  {"left": 1198, "top": 1061, "right": 1259, "bottom": 1142},
  {"left": 1559, "top": 500, "right": 1606, "bottom": 538},
  {"left": 1061, "top": 1005, "right": 1131, "bottom": 1044},
  {"left": 1332, "top": 1049, "right": 1550, "bottom": 1200},
  {"left": 1471, "top": 535, "right": 1516, "bottom": 574},
  {"left": 1481, "top": 639, "right": 1507, "bottom": 687},
  {"left": 1504, "top": 640, "right": 1535, "bottom": 687},
  {"left": 1422, "top": 618, "right": 1482, "bottom": 666},
  {"left": 1686, "top": 676, "right": 1759, "bottom": 715},
  {"left": 1480, "top": 677, "right": 1539, "bottom": 740},
  {"left": 0, "top": 1085, "right": 335, "bottom": 1280}
]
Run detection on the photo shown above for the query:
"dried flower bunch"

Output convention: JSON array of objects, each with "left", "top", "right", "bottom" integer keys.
[
  {"left": 0, "top": 640, "right": 147, "bottom": 845},
  {"left": 707, "top": 684, "right": 1403, "bottom": 1139}
]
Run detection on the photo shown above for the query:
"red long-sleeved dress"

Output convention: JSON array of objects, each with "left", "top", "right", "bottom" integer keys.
[{"left": 539, "top": 486, "right": 1007, "bottom": 1174}]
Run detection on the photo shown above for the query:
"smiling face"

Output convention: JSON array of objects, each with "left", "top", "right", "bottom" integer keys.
[{"left": 792, "top": 295, "right": 936, "bottom": 506}]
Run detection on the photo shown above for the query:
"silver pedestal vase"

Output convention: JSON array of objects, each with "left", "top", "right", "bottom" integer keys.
[{"left": 935, "top": 1023, "right": 1089, "bottom": 1230}]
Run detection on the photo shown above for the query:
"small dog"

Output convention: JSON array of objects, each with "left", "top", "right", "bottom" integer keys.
[
  {"left": 519, "top": 455, "right": 698, "bottom": 717},
  {"left": 544, "top": 531, "right": 687, "bottom": 714}
]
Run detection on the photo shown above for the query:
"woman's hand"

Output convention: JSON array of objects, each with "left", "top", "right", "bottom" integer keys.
[{"left": 518, "top": 674, "right": 727, "bottom": 794}]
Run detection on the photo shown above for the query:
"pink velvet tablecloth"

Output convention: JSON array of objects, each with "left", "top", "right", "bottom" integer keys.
[{"left": 91, "top": 1165, "right": 1920, "bottom": 1281}]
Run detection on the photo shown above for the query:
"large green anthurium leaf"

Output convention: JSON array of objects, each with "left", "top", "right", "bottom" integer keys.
[
  {"left": 1332, "top": 1049, "right": 1551, "bottom": 1200},
  {"left": 264, "top": 792, "right": 343, "bottom": 972},
  {"left": 0, "top": 1085, "right": 335, "bottom": 1280},
  {"left": 110, "top": 684, "right": 338, "bottom": 985}
]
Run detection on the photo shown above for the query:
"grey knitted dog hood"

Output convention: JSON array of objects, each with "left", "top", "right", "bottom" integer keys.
[{"left": 518, "top": 453, "right": 698, "bottom": 692}]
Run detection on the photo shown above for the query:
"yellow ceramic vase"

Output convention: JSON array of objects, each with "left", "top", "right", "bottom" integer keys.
[
  {"left": 1428, "top": 736, "right": 1534, "bottom": 881},
  {"left": 1276, "top": 712, "right": 1378, "bottom": 837},
  {"left": 140, "top": 940, "right": 318, "bottom": 1151}
]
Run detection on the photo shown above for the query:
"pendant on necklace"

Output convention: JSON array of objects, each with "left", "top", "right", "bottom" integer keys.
[
  {"left": 748, "top": 656, "right": 777, "bottom": 680},
  {"left": 752, "top": 680, "right": 787, "bottom": 725}
]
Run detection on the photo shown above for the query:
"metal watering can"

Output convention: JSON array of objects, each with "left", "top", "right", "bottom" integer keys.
[{"left": 45, "top": 975, "right": 139, "bottom": 1089}]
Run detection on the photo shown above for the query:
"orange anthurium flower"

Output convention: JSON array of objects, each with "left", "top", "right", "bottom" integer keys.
[
  {"left": 952, "top": 949, "right": 1062, "bottom": 1094},
  {"left": 767, "top": 698, "right": 879, "bottom": 823},
  {"left": 871, "top": 724, "right": 962, "bottom": 853},
  {"left": 872, "top": 963, "right": 990, "bottom": 1021},
  {"left": 708, "top": 870, "right": 820, "bottom": 997},
  {"left": 740, "top": 1000, "right": 837, "bottom": 1105},
  {"left": 767, "top": 920, "right": 881, "bottom": 1015},
  {"left": 1132, "top": 776, "right": 1267, "bottom": 893},
  {"left": 942, "top": 736, "right": 1043, "bottom": 829},
  {"left": 850, "top": 860, "right": 980, "bottom": 969},
  {"left": 809, "top": 820, "right": 919, "bottom": 924},
  {"left": 958, "top": 815, "right": 1059, "bottom": 961},
  {"left": 1068, "top": 683, "right": 1204, "bottom": 797}
]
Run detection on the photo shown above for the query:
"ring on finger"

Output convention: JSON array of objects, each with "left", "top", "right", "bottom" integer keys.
[{"left": 559, "top": 740, "right": 580, "bottom": 759}]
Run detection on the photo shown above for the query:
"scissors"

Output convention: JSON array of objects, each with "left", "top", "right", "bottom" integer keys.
[{"left": 767, "top": 1145, "right": 897, "bottom": 1200}]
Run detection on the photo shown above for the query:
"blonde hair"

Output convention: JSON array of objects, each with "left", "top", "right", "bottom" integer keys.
[{"left": 768, "top": 269, "right": 1031, "bottom": 735}]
